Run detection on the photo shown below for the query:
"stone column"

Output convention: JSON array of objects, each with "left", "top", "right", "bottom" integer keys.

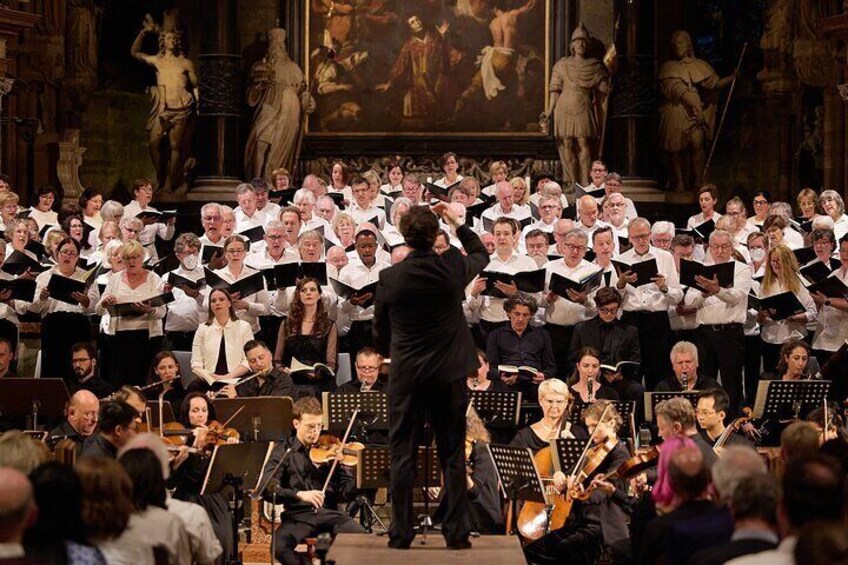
[
  {"left": 188, "top": 0, "right": 241, "bottom": 202},
  {"left": 606, "top": 0, "right": 665, "bottom": 204}
]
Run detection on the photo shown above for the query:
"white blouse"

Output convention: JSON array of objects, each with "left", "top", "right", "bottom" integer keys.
[
  {"left": 191, "top": 318, "right": 254, "bottom": 383},
  {"left": 96, "top": 271, "right": 166, "bottom": 336},
  {"left": 30, "top": 266, "right": 91, "bottom": 316}
]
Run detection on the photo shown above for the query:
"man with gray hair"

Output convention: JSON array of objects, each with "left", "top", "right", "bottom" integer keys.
[
  {"left": 683, "top": 229, "right": 752, "bottom": 411},
  {"left": 234, "top": 183, "right": 264, "bottom": 232},
  {"left": 656, "top": 341, "right": 721, "bottom": 393},
  {"left": 711, "top": 446, "right": 767, "bottom": 502},
  {"left": 650, "top": 221, "right": 676, "bottom": 252}
]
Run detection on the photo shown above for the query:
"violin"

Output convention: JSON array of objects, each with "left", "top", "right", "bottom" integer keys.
[
  {"left": 202, "top": 420, "right": 241, "bottom": 448},
  {"left": 309, "top": 434, "right": 365, "bottom": 466}
]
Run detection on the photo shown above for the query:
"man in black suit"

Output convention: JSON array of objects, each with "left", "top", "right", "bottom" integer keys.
[
  {"left": 687, "top": 474, "right": 778, "bottom": 565},
  {"left": 374, "top": 202, "right": 488, "bottom": 549}
]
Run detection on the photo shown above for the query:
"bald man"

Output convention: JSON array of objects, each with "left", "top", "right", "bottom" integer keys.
[
  {"left": 47, "top": 390, "right": 99, "bottom": 452},
  {"left": 0, "top": 467, "right": 37, "bottom": 557}
]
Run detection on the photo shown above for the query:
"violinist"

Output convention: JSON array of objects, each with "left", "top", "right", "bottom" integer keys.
[
  {"left": 510, "top": 379, "right": 582, "bottom": 451},
  {"left": 261, "top": 397, "right": 364, "bottom": 565},
  {"left": 523, "top": 401, "right": 631, "bottom": 565},
  {"left": 169, "top": 392, "right": 237, "bottom": 560},
  {"left": 568, "top": 347, "right": 620, "bottom": 406},
  {"left": 216, "top": 339, "right": 296, "bottom": 399},
  {"left": 696, "top": 388, "right": 752, "bottom": 451}
]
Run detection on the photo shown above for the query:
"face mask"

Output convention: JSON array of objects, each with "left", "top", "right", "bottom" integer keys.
[
  {"left": 182, "top": 253, "right": 199, "bottom": 270},
  {"left": 750, "top": 248, "right": 765, "bottom": 262}
]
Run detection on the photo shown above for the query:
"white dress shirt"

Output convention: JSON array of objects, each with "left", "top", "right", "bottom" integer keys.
[
  {"left": 337, "top": 257, "right": 390, "bottom": 322},
  {"left": 480, "top": 203, "right": 532, "bottom": 232},
  {"left": 234, "top": 208, "right": 266, "bottom": 233},
  {"left": 684, "top": 259, "right": 753, "bottom": 325},
  {"left": 245, "top": 247, "right": 300, "bottom": 318},
  {"left": 98, "top": 507, "right": 191, "bottom": 565},
  {"left": 466, "top": 251, "right": 538, "bottom": 323},
  {"left": 542, "top": 258, "right": 599, "bottom": 326},
  {"left": 617, "top": 246, "right": 683, "bottom": 312},
  {"left": 759, "top": 281, "right": 816, "bottom": 345},
  {"left": 833, "top": 213, "right": 848, "bottom": 240},
  {"left": 348, "top": 203, "right": 386, "bottom": 229},
  {"left": 191, "top": 318, "right": 254, "bottom": 382},
  {"left": 204, "top": 265, "right": 270, "bottom": 333},
  {"left": 0, "top": 271, "right": 31, "bottom": 327},
  {"left": 811, "top": 266, "right": 848, "bottom": 351},
  {"left": 123, "top": 200, "right": 175, "bottom": 262},
  {"left": 28, "top": 207, "right": 58, "bottom": 230},
  {"left": 163, "top": 265, "right": 206, "bottom": 333},
  {"left": 687, "top": 211, "right": 722, "bottom": 230},
  {"left": 166, "top": 496, "right": 223, "bottom": 565}
]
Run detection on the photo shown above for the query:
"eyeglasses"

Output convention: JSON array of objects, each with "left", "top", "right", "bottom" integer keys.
[
  {"left": 753, "top": 199, "right": 769, "bottom": 206},
  {"left": 696, "top": 410, "right": 716, "bottom": 417},
  {"left": 598, "top": 306, "right": 619, "bottom": 315},
  {"left": 266, "top": 235, "right": 284, "bottom": 240},
  {"left": 356, "top": 366, "right": 379, "bottom": 373},
  {"left": 710, "top": 243, "right": 732, "bottom": 251},
  {"left": 565, "top": 243, "right": 586, "bottom": 252},
  {"left": 540, "top": 205, "right": 559, "bottom": 210},
  {"left": 226, "top": 248, "right": 245, "bottom": 255},
  {"left": 630, "top": 233, "right": 650, "bottom": 240},
  {"left": 59, "top": 250, "right": 79, "bottom": 257}
]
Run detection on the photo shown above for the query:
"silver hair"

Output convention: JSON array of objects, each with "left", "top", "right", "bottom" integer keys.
[
  {"left": 651, "top": 221, "right": 675, "bottom": 237},
  {"left": 711, "top": 445, "right": 767, "bottom": 502}
]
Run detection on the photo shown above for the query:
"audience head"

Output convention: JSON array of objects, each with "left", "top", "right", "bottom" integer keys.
[
  {"left": 652, "top": 435, "right": 698, "bottom": 509},
  {"left": 0, "top": 432, "right": 50, "bottom": 475},
  {"left": 118, "top": 448, "right": 167, "bottom": 511},
  {"left": 119, "top": 433, "right": 171, "bottom": 479},
  {"left": 730, "top": 473, "right": 778, "bottom": 529},
  {"left": 781, "top": 421, "right": 821, "bottom": 462},
  {"left": 780, "top": 455, "right": 844, "bottom": 535},
  {"left": 794, "top": 521, "right": 848, "bottom": 565},
  {"left": 0, "top": 467, "right": 36, "bottom": 544},
  {"left": 76, "top": 457, "right": 134, "bottom": 542},
  {"left": 25, "top": 462, "right": 88, "bottom": 550},
  {"left": 669, "top": 445, "right": 710, "bottom": 502},
  {"left": 711, "top": 445, "right": 767, "bottom": 502}
]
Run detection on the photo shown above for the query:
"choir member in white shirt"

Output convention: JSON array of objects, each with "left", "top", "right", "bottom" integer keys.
[
  {"left": 548, "top": 218, "right": 576, "bottom": 256},
  {"left": 325, "top": 245, "right": 349, "bottom": 279},
  {"left": 119, "top": 217, "right": 152, "bottom": 263},
  {"left": 234, "top": 183, "right": 266, "bottom": 233},
  {"left": 251, "top": 178, "right": 281, "bottom": 223},
  {"left": 586, "top": 160, "right": 608, "bottom": 195},
  {"left": 743, "top": 231, "right": 768, "bottom": 403},
  {"left": 279, "top": 206, "right": 303, "bottom": 251},
  {"left": 575, "top": 196, "right": 613, "bottom": 252},
  {"left": 162, "top": 233, "right": 206, "bottom": 351},
  {"left": 79, "top": 187, "right": 103, "bottom": 231},
  {"left": 687, "top": 184, "right": 722, "bottom": 230},
  {"left": 400, "top": 174, "right": 424, "bottom": 206},
  {"left": 383, "top": 197, "right": 412, "bottom": 249},
  {"left": 591, "top": 227, "right": 619, "bottom": 288},
  {"left": 616, "top": 218, "right": 683, "bottom": 389},
  {"left": 62, "top": 215, "right": 93, "bottom": 260},
  {"left": 747, "top": 190, "right": 771, "bottom": 229},
  {"left": 601, "top": 173, "right": 638, "bottom": 219},
  {"left": 683, "top": 229, "right": 753, "bottom": 410},
  {"left": 542, "top": 229, "right": 600, "bottom": 378},
  {"left": 294, "top": 189, "right": 331, "bottom": 234},
  {"left": 30, "top": 237, "right": 91, "bottom": 381},
  {"left": 525, "top": 229, "right": 551, "bottom": 268},
  {"left": 601, "top": 192, "right": 631, "bottom": 245},
  {"left": 480, "top": 181, "right": 532, "bottom": 229},
  {"left": 220, "top": 205, "right": 236, "bottom": 238},
  {"left": 122, "top": 179, "right": 175, "bottom": 262},
  {"left": 314, "top": 195, "right": 337, "bottom": 224},
  {"left": 96, "top": 240, "right": 166, "bottom": 387},
  {"left": 651, "top": 220, "right": 676, "bottom": 251},
  {"left": 0, "top": 191, "right": 18, "bottom": 234},
  {"left": 764, "top": 215, "right": 802, "bottom": 251},
  {"left": 205, "top": 235, "right": 269, "bottom": 337},
  {"left": 28, "top": 185, "right": 59, "bottom": 230},
  {"left": 756, "top": 244, "right": 817, "bottom": 374},
  {"left": 528, "top": 180, "right": 570, "bottom": 212},
  {"left": 818, "top": 189, "right": 848, "bottom": 240},
  {"left": 810, "top": 235, "right": 848, "bottom": 367},
  {"left": 521, "top": 196, "right": 561, "bottom": 252},
  {"left": 668, "top": 234, "right": 699, "bottom": 342},
  {"left": 0, "top": 243, "right": 30, "bottom": 353},
  {"left": 329, "top": 160, "right": 353, "bottom": 203},
  {"left": 90, "top": 239, "right": 125, "bottom": 381},
  {"left": 88, "top": 200, "right": 124, "bottom": 251},
  {"left": 768, "top": 201, "right": 806, "bottom": 249},
  {"left": 245, "top": 220, "right": 299, "bottom": 352},
  {"left": 466, "top": 217, "right": 539, "bottom": 338},
  {"left": 725, "top": 196, "right": 758, "bottom": 247},
  {"left": 199, "top": 202, "right": 226, "bottom": 267},
  {"left": 362, "top": 169, "right": 389, "bottom": 210},
  {"left": 271, "top": 167, "right": 294, "bottom": 196},
  {"left": 481, "top": 160, "right": 508, "bottom": 197},
  {"left": 434, "top": 151, "right": 464, "bottom": 190},
  {"left": 191, "top": 287, "right": 253, "bottom": 389},
  {"left": 331, "top": 212, "right": 357, "bottom": 251},
  {"left": 806, "top": 228, "right": 841, "bottom": 272},
  {"left": 337, "top": 227, "right": 390, "bottom": 357},
  {"left": 348, "top": 177, "right": 386, "bottom": 229},
  {"left": 380, "top": 161, "right": 405, "bottom": 195}
]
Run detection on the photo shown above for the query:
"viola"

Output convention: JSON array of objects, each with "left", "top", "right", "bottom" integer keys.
[
  {"left": 204, "top": 420, "right": 241, "bottom": 447},
  {"left": 309, "top": 434, "right": 365, "bottom": 467}
]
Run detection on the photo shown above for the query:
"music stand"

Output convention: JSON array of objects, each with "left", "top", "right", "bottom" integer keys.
[
  {"left": 469, "top": 390, "right": 523, "bottom": 429},
  {"left": 568, "top": 401, "right": 637, "bottom": 441},
  {"left": 201, "top": 442, "right": 275, "bottom": 565},
  {"left": 323, "top": 392, "right": 388, "bottom": 432},
  {"left": 213, "top": 397, "right": 293, "bottom": 442},
  {"left": 752, "top": 380, "right": 831, "bottom": 421},
  {"left": 146, "top": 401, "right": 175, "bottom": 424},
  {"left": 355, "top": 446, "right": 441, "bottom": 489},
  {"left": 0, "top": 379, "right": 70, "bottom": 430},
  {"left": 488, "top": 445, "right": 546, "bottom": 534},
  {"left": 551, "top": 439, "right": 587, "bottom": 475},
  {"left": 644, "top": 391, "right": 700, "bottom": 422}
]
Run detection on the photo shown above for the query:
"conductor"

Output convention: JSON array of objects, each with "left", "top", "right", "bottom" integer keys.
[{"left": 374, "top": 203, "right": 490, "bottom": 549}]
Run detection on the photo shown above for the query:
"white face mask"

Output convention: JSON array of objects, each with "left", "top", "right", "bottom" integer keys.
[
  {"left": 182, "top": 253, "right": 199, "bottom": 270},
  {"left": 750, "top": 248, "right": 765, "bottom": 262}
]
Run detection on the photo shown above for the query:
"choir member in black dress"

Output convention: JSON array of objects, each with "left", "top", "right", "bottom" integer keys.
[
  {"left": 261, "top": 397, "right": 364, "bottom": 565},
  {"left": 275, "top": 277, "right": 338, "bottom": 393},
  {"left": 169, "top": 392, "right": 236, "bottom": 560},
  {"left": 522, "top": 400, "right": 630, "bottom": 565}
]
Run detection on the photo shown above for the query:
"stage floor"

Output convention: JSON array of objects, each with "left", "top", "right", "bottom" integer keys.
[{"left": 328, "top": 534, "right": 526, "bottom": 564}]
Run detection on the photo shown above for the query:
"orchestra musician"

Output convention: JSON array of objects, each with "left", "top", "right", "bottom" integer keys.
[
  {"left": 46, "top": 390, "right": 100, "bottom": 452},
  {"left": 522, "top": 401, "right": 631, "bottom": 565},
  {"left": 511, "top": 378, "right": 581, "bottom": 450},
  {"left": 695, "top": 388, "right": 752, "bottom": 451},
  {"left": 568, "top": 346, "right": 620, "bottom": 406},
  {"left": 261, "top": 397, "right": 365, "bottom": 565},
  {"left": 336, "top": 347, "right": 385, "bottom": 393},
  {"left": 216, "top": 339, "right": 296, "bottom": 399}
]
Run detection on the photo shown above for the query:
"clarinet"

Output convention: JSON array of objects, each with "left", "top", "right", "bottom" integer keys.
[{"left": 682, "top": 371, "right": 689, "bottom": 391}]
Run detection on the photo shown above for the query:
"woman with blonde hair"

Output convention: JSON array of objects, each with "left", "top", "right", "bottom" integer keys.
[
  {"left": 757, "top": 244, "right": 816, "bottom": 373},
  {"left": 510, "top": 378, "right": 580, "bottom": 450}
]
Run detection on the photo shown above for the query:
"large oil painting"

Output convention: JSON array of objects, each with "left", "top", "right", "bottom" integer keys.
[{"left": 304, "top": 0, "right": 550, "bottom": 135}]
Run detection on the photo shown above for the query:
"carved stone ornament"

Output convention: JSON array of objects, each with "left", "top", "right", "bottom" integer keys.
[{"left": 56, "top": 129, "right": 86, "bottom": 201}]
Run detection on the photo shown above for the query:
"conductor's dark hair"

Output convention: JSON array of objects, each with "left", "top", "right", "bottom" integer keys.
[
  {"left": 99, "top": 402, "right": 138, "bottom": 434},
  {"left": 398, "top": 205, "right": 439, "bottom": 250},
  {"left": 118, "top": 448, "right": 167, "bottom": 511},
  {"left": 698, "top": 388, "right": 730, "bottom": 415}
]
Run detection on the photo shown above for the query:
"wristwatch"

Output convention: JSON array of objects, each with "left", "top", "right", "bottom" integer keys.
[{"left": 825, "top": 299, "right": 832, "bottom": 307}]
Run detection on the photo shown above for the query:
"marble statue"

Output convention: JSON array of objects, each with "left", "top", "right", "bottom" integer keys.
[
  {"left": 245, "top": 26, "right": 315, "bottom": 180},
  {"left": 130, "top": 15, "right": 198, "bottom": 193},
  {"left": 542, "top": 23, "right": 609, "bottom": 187}
]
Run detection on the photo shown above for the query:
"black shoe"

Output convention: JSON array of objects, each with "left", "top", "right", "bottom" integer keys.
[
  {"left": 447, "top": 539, "right": 472, "bottom": 550},
  {"left": 388, "top": 538, "right": 412, "bottom": 550}
]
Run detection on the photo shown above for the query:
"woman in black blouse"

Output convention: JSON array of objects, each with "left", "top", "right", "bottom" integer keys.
[
  {"left": 274, "top": 277, "right": 338, "bottom": 393},
  {"left": 568, "top": 346, "right": 620, "bottom": 406},
  {"left": 510, "top": 378, "right": 582, "bottom": 451}
]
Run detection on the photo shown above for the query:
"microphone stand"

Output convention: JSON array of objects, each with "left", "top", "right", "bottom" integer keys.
[{"left": 253, "top": 446, "right": 292, "bottom": 565}]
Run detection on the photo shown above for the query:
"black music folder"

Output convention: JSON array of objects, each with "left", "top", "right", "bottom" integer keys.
[
  {"left": 237, "top": 225, "right": 265, "bottom": 243},
  {"left": 329, "top": 277, "right": 378, "bottom": 307},
  {"left": 611, "top": 258, "right": 659, "bottom": 287},
  {"left": 0, "top": 277, "right": 36, "bottom": 302},
  {"left": 800, "top": 261, "right": 835, "bottom": 284},
  {"left": 750, "top": 291, "right": 806, "bottom": 321},
  {"left": 480, "top": 268, "right": 546, "bottom": 298},
  {"left": 205, "top": 269, "right": 265, "bottom": 297},
  {"left": 168, "top": 272, "right": 205, "bottom": 290},
  {"left": 549, "top": 268, "right": 603, "bottom": 299},
  {"left": 679, "top": 259, "right": 735, "bottom": 290},
  {"left": 201, "top": 245, "right": 223, "bottom": 264},
  {"left": 806, "top": 276, "right": 848, "bottom": 299},
  {"left": 2, "top": 251, "right": 45, "bottom": 276}
]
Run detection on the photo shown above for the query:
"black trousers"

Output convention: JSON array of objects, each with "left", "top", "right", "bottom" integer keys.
[
  {"left": 162, "top": 330, "right": 195, "bottom": 352},
  {"left": 274, "top": 510, "right": 364, "bottom": 565},
  {"left": 259, "top": 315, "right": 285, "bottom": 359},
  {"left": 698, "top": 324, "right": 745, "bottom": 413},
  {"left": 743, "top": 334, "right": 762, "bottom": 406},
  {"left": 344, "top": 320, "right": 374, "bottom": 358},
  {"left": 107, "top": 330, "right": 164, "bottom": 387},
  {"left": 621, "top": 310, "right": 673, "bottom": 391},
  {"left": 522, "top": 519, "right": 603, "bottom": 565},
  {"left": 41, "top": 312, "right": 90, "bottom": 380},
  {"left": 544, "top": 323, "right": 574, "bottom": 380},
  {"left": 389, "top": 377, "right": 471, "bottom": 544}
]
